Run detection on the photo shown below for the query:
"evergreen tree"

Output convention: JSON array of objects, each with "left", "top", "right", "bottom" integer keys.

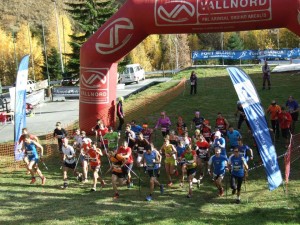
[
  {"left": 42, "top": 48, "right": 63, "bottom": 81},
  {"left": 225, "top": 32, "right": 244, "bottom": 65},
  {"left": 64, "top": 0, "right": 119, "bottom": 77}
]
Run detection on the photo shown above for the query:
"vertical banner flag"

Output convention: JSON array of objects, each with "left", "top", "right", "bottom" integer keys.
[
  {"left": 14, "top": 55, "right": 30, "bottom": 161},
  {"left": 226, "top": 67, "right": 282, "bottom": 191}
]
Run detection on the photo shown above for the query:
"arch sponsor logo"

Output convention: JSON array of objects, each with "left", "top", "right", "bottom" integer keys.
[
  {"left": 80, "top": 67, "right": 109, "bottom": 104},
  {"left": 155, "top": 0, "right": 197, "bottom": 26},
  {"left": 95, "top": 18, "right": 134, "bottom": 55},
  {"left": 155, "top": 0, "right": 272, "bottom": 26}
]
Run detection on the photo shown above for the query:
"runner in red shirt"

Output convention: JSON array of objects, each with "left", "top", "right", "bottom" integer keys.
[
  {"left": 201, "top": 119, "right": 212, "bottom": 143},
  {"left": 86, "top": 142, "right": 105, "bottom": 191},
  {"left": 92, "top": 119, "right": 108, "bottom": 149},
  {"left": 215, "top": 112, "right": 229, "bottom": 137},
  {"left": 195, "top": 135, "right": 210, "bottom": 183},
  {"left": 117, "top": 141, "right": 134, "bottom": 188},
  {"left": 278, "top": 106, "right": 292, "bottom": 148}
]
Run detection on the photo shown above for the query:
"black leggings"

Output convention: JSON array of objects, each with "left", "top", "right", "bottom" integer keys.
[{"left": 231, "top": 174, "right": 243, "bottom": 192}]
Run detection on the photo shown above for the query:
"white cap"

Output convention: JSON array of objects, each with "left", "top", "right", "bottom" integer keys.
[{"left": 215, "top": 131, "right": 221, "bottom": 137}]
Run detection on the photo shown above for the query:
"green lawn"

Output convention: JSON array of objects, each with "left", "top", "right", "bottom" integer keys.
[{"left": 0, "top": 66, "right": 300, "bottom": 225}]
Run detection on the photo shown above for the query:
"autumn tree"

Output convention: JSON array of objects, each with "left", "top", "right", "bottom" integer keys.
[{"left": 64, "top": 0, "right": 118, "bottom": 77}]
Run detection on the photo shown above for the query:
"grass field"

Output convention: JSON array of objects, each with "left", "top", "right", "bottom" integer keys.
[{"left": 0, "top": 66, "right": 300, "bottom": 225}]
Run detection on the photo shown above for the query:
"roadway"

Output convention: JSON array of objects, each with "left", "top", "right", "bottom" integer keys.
[{"left": 0, "top": 78, "right": 171, "bottom": 142}]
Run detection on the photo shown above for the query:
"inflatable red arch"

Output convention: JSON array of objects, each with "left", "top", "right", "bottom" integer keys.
[{"left": 80, "top": 0, "right": 300, "bottom": 132}]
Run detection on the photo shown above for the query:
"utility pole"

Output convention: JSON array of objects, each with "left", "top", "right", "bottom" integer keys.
[{"left": 52, "top": 0, "right": 64, "bottom": 73}]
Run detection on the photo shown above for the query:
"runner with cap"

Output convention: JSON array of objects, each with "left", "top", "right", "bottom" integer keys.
[
  {"left": 141, "top": 122, "right": 153, "bottom": 142},
  {"left": 213, "top": 131, "right": 227, "bottom": 157}
]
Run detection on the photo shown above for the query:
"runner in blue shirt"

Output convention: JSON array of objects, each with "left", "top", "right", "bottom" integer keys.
[
  {"left": 130, "top": 120, "right": 143, "bottom": 139},
  {"left": 213, "top": 131, "right": 227, "bottom": 157},
  {"left": 226, "top": 126, "right": 242, "bottom": 151},
  {"left": 142, "top": 144, "right": 164, "bottom": 201},
  {"left": 23, "top": 134, "right": 46, "bottom": 185},
  {"left": 228, "top": 147, "right": 248, "bottom": 204},
  {"left": 237, "top": 139, "right": 254, "bottom": 162},
  {"left": 208, "top": 147, "right": 228, "bottom": 197}
]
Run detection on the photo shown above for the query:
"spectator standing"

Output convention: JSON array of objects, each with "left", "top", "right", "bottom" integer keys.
[
  {"left": 190, "top": 71, "right": 197, "bottom": 95},
  {"left": 278, "top": 107, "right": 292, "bottom": 148},
  {"left": 262, "top": 60, "right": 271, "bottom": 90},
  {"left": 266, "top": 100, "right": 281, "bottom": 139},
  {"left": 285, "top": 96, "right": 299, "bottom": 134},
  {"left": 117, "top": 97, "right": 125, "bottom": 132}
]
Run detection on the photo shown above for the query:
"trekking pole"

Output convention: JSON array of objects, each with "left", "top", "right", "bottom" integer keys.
[
  {"left": 74, "top": 152, "right": 82, "bottom": 172},
  {"left": 124, "top": 164, "right": 144, "bottom": 182},
  {"left": 225, "top": 172, "right": 228, "bottom": 199},
  {"left": 41, "top": 159, "right": 49, "bottom": 170},
  {"left": 99, "top": 132, "right": 112, "bottom": 168}
]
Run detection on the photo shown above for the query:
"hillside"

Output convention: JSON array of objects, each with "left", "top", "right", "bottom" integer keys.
[{"left": 0, "top": 0, "right": 124, "bottom": 32}]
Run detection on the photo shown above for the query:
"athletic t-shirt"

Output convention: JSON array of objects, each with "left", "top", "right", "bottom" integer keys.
[
  {"left": 86, "top": 148, "right": 101, "bottom": 167},
  {"left": 62, "top": 144, "right": 76, "bottom": 164},
  {"left": 208, "top": 155, "right": 227, "bottom": 175},
  {"left": 24, "top": 141, "right": 39, "bottom": 159},
  {"left": 213, "top": 137, "right": 227, "bottom": 157},
  {"left": 103, "top": 132, "right": 119, "bottom": 148},
  {"left": 228, "top": 154, "right": 246, "bottom": 177},
  {"left": 182, "top": 150, "right": 197, "bottom": 169},
  {"left": 144, "top": 151, "right": 159, "bottom": 170},
  {"left": 267, "top": 105, "right": 281, "bottom": 120},
  {"left": 117, "top": 146, "right": 133, "bottom": 164},
  {"left": 192, "top": 116, "right": 204, "bottom": 128},
  {"left": 238, "top": 144, "right": 251, "bottom": 161},
  {"left": 227, "top": 130, "right": 242, "bottom": 147},
  {"left": 176, "top": 145, "right": 186, "bottom": 158}
]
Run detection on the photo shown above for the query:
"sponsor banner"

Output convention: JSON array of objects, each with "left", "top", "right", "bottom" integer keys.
[
  {"left": 155, "top": 0, "right": 273, "bottom": 26},
  {"left": 52, "top": 86, "right": 80, "bottom": 97},
  {"left": 35, "top": 80, "right": 48, "bottom": 90},
  {"left": 14, "top": 55, "right": 30, "bottom": 161},
  {"left": 80, "top": 67, "right": 109, "bottom": 104},
  {"left": 192, "top": 48, "right": 300, "bottom": 60},
  {"left": 227, "top": 66, "right": 282, "bottom": 191}
]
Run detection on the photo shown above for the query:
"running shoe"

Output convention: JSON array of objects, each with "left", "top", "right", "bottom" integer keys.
[
  {"left": 232, "top": 189, "right": 237, "bottom": 195},
  {"left": 100, "top": 180, "right": 106, "bottom": 188},
  {"left": 61, "top": 183, "right": 68, "bottom": 189},
  {"left": 167, "top": 182, "right": 173, "bottom": 187},
  {"left": 236, "top": 199, "right": 241, "bottom": 204},
  {"left": 197, "top": 179, "right": 201, "bottom": 189},
  {"left": 82, "top": 179, "right": 89, "bottom": 184},
  {"left": 41, "top": 176, "right": 46, "bottom": 185},
  {"left": 113, "top": 192, "right": 120, "bottom": 199},
  {"left": 90, "top": 187, "right": 96, "bottom": 192},
  {"left": 180, "top": 182, "right": 184, "bottom": 188},
  {"left": 146, "top": 195, "right": 152, "bottom": 201},
  {"left": 30, "top": 177, "right": 36, "bottom": 184},
  {"left": 186, "top": 194, "right": 192, "bottom": 198},
  {"left": 174, "top": 170, "right": 179, "bottom": 176},
  {"left": 218, "top": 188, "right": 224, "bottom": 197},
  {"left": 160, "top": 184, "right": 164, "bottom": 195}
]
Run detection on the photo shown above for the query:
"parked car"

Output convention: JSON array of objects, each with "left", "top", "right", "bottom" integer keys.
[{"left": 120, "top": 64, "right": 145, "bottom": 84}]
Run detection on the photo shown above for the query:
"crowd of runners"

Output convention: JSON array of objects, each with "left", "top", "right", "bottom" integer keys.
[{"left": 17, "top": 95, "right": 298, "bottom": 204}]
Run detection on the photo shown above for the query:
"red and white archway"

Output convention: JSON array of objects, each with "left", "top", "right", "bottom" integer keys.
[{"left": 80, "top": 0, "right": 300, "bottom": 132}]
